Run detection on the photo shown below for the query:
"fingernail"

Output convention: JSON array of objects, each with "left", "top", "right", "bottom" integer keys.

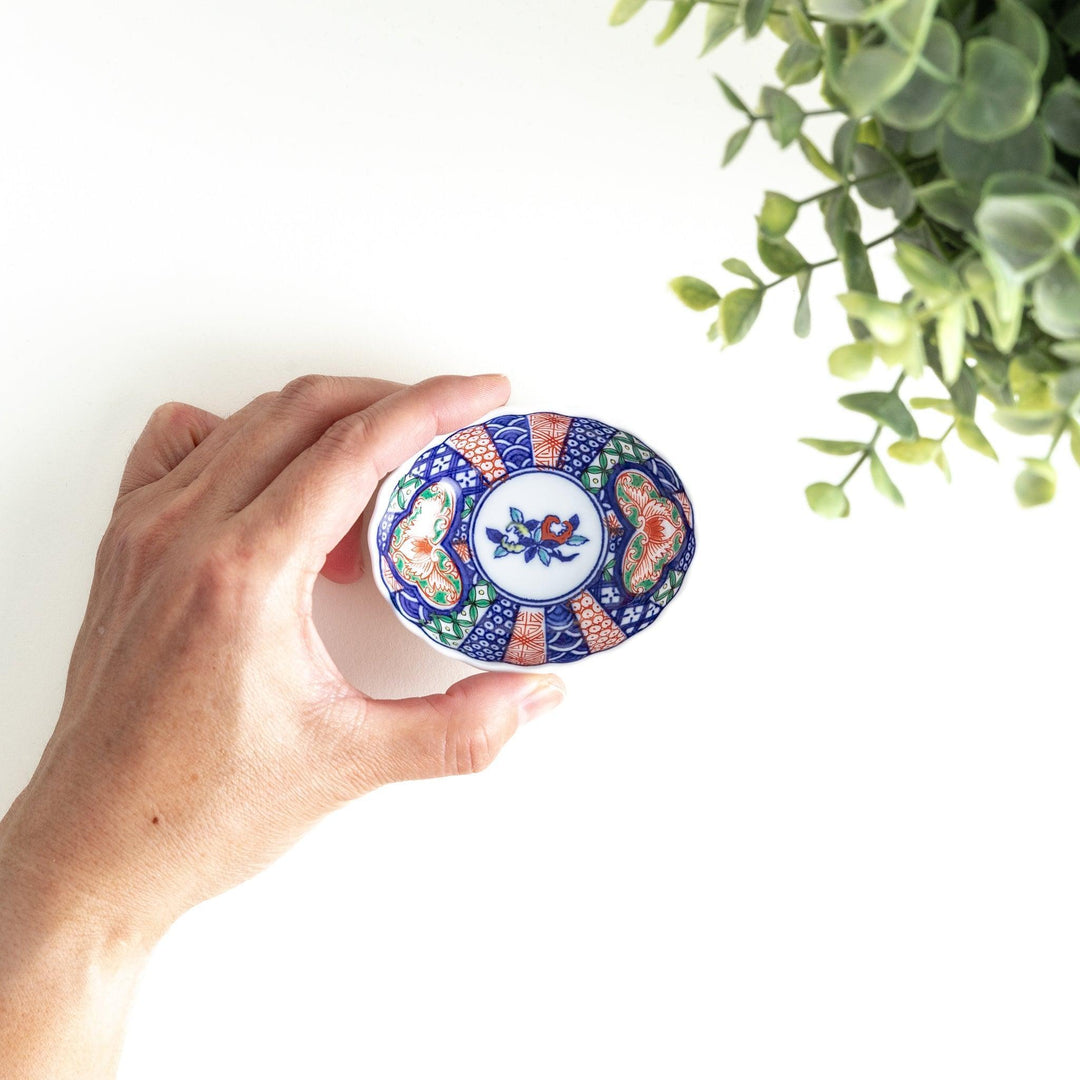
[
  {"left": 476, "top": 372, "right": 509, "bottom": 382},
  {"left": 519, "top": 676, "right": 566, "bottom": 726}
]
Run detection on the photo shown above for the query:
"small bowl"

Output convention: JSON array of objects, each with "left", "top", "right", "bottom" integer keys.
[{"left": 367, "top": 408, "right": 696, "bottom": 671}]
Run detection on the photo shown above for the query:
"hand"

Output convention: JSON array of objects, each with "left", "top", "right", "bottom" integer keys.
[{"left": 0, "top": 373, "right": 566, "bottom": 1078}]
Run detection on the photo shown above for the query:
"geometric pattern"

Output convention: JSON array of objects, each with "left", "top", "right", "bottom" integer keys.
[
  {"left": 652, "top": 569, "right": 685, "bottom": 608},
  {"left": 372, "top": 412, "right": 695, "bottom": 668},
  {"left": 419, "top": 580, "right": 495, "bottom": 649},
  {"left": 545, "top": 603, "right": 590, "bottom": 663},
  {"left": 568, "top": 590, "right": 627, "bottom": 654},
  {"left": 558, "top": 415, "right": 618, "bottom": 477},
  {"left": 447, "top": 425, "right": 507, "bottom": 485},
  {"left": 580, "top": 431, "right": 655, "bottom": 492},
  {"left": 528, "top": 412, "right": 572, "bottom": 469},
  {"left": 456, "top": 594, "right": 518, "bottom": 664},
  {"left": 487, "top": 413, "right": 534, "bottom": 473},
  {"left": 503, "top": 607, "right": 547, "bottom": 666}
]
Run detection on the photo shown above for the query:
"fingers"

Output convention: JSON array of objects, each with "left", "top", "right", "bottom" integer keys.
[
  {"left": 195, "top": 375, "right": 406, "bottom": 512},
  {"left": 342, "top": 671, "right": 566, "bottom": 790},
  {"left": 241, "top": 373, "right": 510, "bottom": 571},
  {"left": 319, "top": 514, "right": 365, "bottom": 584},
  {"left": 118, "top": 402, "right": 223, "bottom": 498}
]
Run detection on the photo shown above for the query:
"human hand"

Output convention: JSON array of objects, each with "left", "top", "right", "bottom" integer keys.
[{"left": 0, "top": 374, "right": 565, "bottom": 1078}]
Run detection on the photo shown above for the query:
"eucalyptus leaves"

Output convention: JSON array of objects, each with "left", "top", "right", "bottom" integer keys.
[{"left": 615, "top": 0, "right": 1080, "bottom": 513}]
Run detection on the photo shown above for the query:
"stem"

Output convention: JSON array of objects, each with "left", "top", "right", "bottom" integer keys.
[
  {"left": 647, "top": 0, "right": 828, "bottom": 22},
  {"left": 754, "top": 108, "right": 841, "bottom": 121},
  {"left": 839, "top": 425, "right": 883, "bottom": 487},
  {"left": 761, "top": 226, "right": 901, "bottom": 291},
  {"left": 838, "top": 373, "right": 907, "bottom": 489}
]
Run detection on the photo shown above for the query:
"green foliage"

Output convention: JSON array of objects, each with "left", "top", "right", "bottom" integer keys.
[{"left": 612, "top": 0, "right": 1080, "bottom": 512}]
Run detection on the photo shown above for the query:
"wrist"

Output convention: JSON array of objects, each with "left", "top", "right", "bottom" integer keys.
[{"left": 0, "top": 799, "right": 157, "bottom": 1079}]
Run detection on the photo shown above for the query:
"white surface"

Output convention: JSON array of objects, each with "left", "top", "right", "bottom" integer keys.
[{"left": 2, "top": 3, "right": 1079, "bottom": 1078}]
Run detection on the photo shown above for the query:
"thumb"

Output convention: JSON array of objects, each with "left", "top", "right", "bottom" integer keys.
[
  {"left": 343, "top": 671, "right": 566, "bottom": 790},
  {"left": 118, "top": 401, "right": 223, "bottom": 497}
]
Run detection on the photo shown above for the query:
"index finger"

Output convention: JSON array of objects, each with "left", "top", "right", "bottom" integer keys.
[{"left": 239, "top": 373, "right": 510, "bottom": 571}]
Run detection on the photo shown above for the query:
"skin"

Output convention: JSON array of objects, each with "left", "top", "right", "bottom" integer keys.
[{"left": 0, "top": 373, "right": 565, "bottom": 1078}]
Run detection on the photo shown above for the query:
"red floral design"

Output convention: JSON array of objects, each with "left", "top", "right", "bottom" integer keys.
[{"left": 615, "top": 469, "right": 687, "bottom": 596}]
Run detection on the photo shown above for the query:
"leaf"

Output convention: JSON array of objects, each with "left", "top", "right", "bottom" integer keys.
[
  {"left": 829, "top": 341, "right": 874, "bottom": 380},
  {"left": 875, "top": 327, "right": 926, "bottom": 379},
  {"left": 894, "top": 241, "right": 960, "bottom": 301},
  {"left": 992, "top": 407, "right": 1059, "bottom": 435},
  {"left": 975, "top": 194, "right": 1080, "bottom": 285},
  {"left": 609, "top": 0, "right": 649, "bottom": 26},
  {"left": 723, "top": 258, "right": 763, "bottom": 285},
  {"left": 822, "top": 190, "right": 862, "bottom": 255},
  {"left": 510, "top": 507, "right": 524, "bottom": 523},
  {"left": 938, "top": 122, "right": 1052, "bottom": 192},
  {"left": 1051, "top": 341, "right": 1080, "bottom": 363},
  {"left": 909, "top": 397, "right": 955, "bottom": 415},
  {"left": 962, "top": 258, "right": 1023, "bottom": 354},
  {"left": 947, "top": 39, "right": 1039, "bottom": 143},
  {"left": 669, "top": 275, "right": 721, "bottom": 310},
  {"left": 538, "top": 547, "right": 551, "bottom": 566},
  {"left": 759, "top": 191, "right": 799, "bottom": 237},
  {"left": 798, "top": 134, "right": 843, "bottom": 182},
  {"left": 1032, "top": 252, "right": 1080, "bottom": 340},
  {"left": 524, "top": 547, "right": 536, "bottom": 563},
  {"left": 837, "top": 293, "right": 911, "bottom": 346},
  {"left": 794, "top": 269, "right": 812, "bottom": 338},
  {"left": 936, "top": 299, "right": 967, "bottom": 386},
  {"left": 853, "top": 145, "right": 915, "bottom": 220},
  {"left": 720, "top": 288, "right": 764, "bottom": 345},
  {"left": 493, "top": 546, "right": 509, "bottom": 559},
  {"left": 799, "top": 438, "right": 865, "bottom": 455},
  {"left": 987, "top": 0, "right": 1048, "bottom": 77},
  {"left": 947, "top": 364, "right": 978, "bottom": 418},
  {"left": 840, "top": 230, "right": 876, "bottom": 295},
  {"left": 834, "top": 43, "right": 913, "bottom": 116},
  {"left": 701, "top": 3, "right": 740, "bottom": 54},
  {"left": 805, "top": 482, "right": 850, "bottom": 519},
  {"left": 714, "top": 75, "right": 752, "bottom": 116},
  {"left": 832, "top": 118, "right": 859, "bottom": 176},
  {"left": 1042, "top": 79, "right": 1080, "bottom": 157},
  {"left": 955, "top": 416, "right": 998, "bottom": 461},
  {"left": 758, "top": 234, "right": 807, "bottom": 276},
  {"left": 742, "top": 0, "right": 774, "bottom": 38},
  {"left": 1015, "top": 460, "right": 1056, "bottom": 507},
  {"left": 1070, "top": 418, "right": 1080, "bottom": 468},
  {"left": 723, "top": 125, "right": 752, "bottom": 166},
  {"left": 485, "top": 527, "right": 504, "bottom": 544},
  {"left": 566, "top": 534, "right": 588, "bottom": 545},
  {"left": 777, "top": 38, "right": 823, "bottom": 86},
  {"left": 887, "top": 437, "right": 940, "bottom": 464},
  {"left": 839, "top": 391, "right": 918, "bottom": 439},
  {"left": 915, "top": 179, "right": 977, "bottom": 233},
  {"left": 655, "top": 0, "right": 696, "bottom": 44},
  {"left": 760, "top": 86, "right": 804, "bottom": 147},
  {"left": 869, "top": 451, "right": 905, "bottom": 507},
  {"left": 876, "top": 19, "right": 961, "bottom": 131}
]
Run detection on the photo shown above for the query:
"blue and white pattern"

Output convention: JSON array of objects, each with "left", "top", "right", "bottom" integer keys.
[{"left": 370, "top": 411, "right": 696, "bottom": 669}]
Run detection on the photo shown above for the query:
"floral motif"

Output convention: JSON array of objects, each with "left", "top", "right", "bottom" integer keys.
[
  {"left": 485, "top": 507, "right": 590, "bottom": 567},
  {"left": 615, "top": 469, "right": 686, "bottom": 596},
  {"left": 389, "top": 482, "right": 463, "bottom": 609}
]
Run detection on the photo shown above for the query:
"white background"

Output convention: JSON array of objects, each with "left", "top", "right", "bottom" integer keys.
[{"left": 2, "top": 2, "right": 1079, "bottom": 1077}]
